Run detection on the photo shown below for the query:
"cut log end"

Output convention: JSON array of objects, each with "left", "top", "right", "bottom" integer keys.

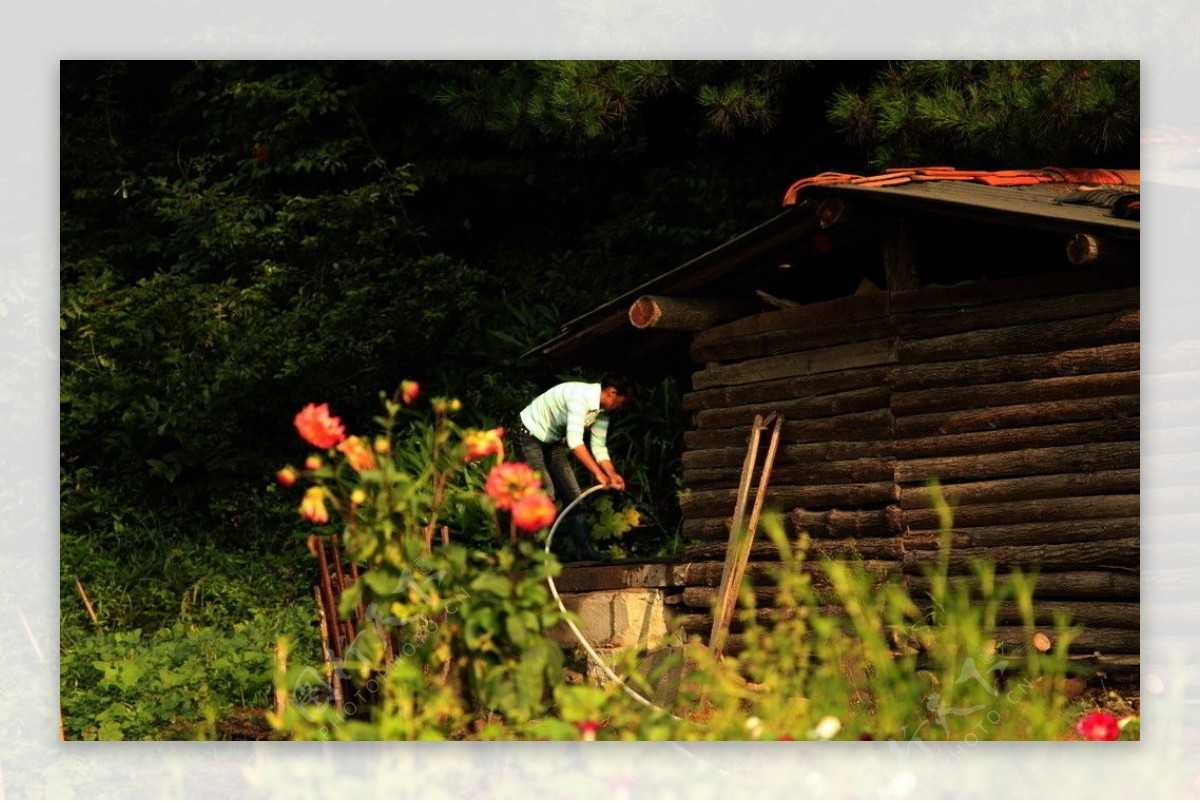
[
  {"left": 628, "top": 296, "right": 662, "bottom": 329},
  {"left": 1067, "top": 233, "right": 1101, "bottom": 266},
  {"left": 628, "top": 295, "right": 754, "bottom": 331}
]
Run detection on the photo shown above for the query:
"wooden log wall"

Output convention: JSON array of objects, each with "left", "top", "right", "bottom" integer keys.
[{"left": 671, "top": 266, "right": 1140, "bottom": 663}]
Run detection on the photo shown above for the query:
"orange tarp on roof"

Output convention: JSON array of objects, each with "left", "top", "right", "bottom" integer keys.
[{"left": 783, "top": 167, "right": 1140, "bottom": 205}]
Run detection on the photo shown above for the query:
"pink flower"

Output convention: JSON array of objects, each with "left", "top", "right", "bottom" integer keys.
[
  {"left": 294, "top": 403, "right": 346, "bottom": 449},
  {"left": 511, "top": 492, "right": 557, "bottom": 532},
  {"left": 299, "top": 486, "right": 330, "bottom": 524},
  {"left": 484, "top": 462, "right": 542, "bottom": 511},
  {"left": 575, "top": 721, "right": 602, "bottom": 741},
  {"left": 337, "top": 436, "right": 377, "bottom": 472},
  {"left": 1076, "top": 710, "right": 1120, "bottom": 741},
  {"left": 275, "top": 467, "right": 297, "bottom": 487},
  {"left": 400, "top": 380, "right": 420, "bottom": 405},
  {"left": 464, "top": 427, "right": 505, "bottom": 462}
]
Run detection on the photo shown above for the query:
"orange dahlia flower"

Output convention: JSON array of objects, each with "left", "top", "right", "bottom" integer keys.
[
  {"left": 511, "top": 492, "right": 557, "bottom": 532},
  {"left": 484, "top": 462, "right": 542, "bottom": 511},
  {"left": 464, "top": 427, "right": 505, "bottom": 461},
  {"left": 337, "top": 435, "right": 377, "bottom": 472}
]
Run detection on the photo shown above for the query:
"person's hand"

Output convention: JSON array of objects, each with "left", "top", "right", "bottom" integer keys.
[
  {"left": 592, "top": 472, "right": 611, "bottom": 489},
  {"left": 608, "top": 473, "right": 626, "bottom": 491}
]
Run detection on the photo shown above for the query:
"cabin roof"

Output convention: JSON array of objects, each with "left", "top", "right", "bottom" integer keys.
[{"left": 526, "top": 167, "right": 1140, "bottom": 368}]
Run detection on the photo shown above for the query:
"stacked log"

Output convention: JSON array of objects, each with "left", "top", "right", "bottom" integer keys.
[
  {"left": 892, "top": 273, "right": 1141, "bottom": 660},
  {"left": 671, "top": 266, "right": 1140, "bottom": 661}
]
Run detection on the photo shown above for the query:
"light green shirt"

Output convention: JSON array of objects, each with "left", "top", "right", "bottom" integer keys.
[{"left": 519, "top": 381, "right": 611, "bottom": 463}]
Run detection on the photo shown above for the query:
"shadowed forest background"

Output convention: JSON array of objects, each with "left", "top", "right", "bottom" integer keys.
[{"left": 59, "top": 60, "right": 1138, "bottom": 739}]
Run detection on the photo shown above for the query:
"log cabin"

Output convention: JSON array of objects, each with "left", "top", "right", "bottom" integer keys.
[{"left": 530, "top": 166, "right": 1140, "bottom": 673}]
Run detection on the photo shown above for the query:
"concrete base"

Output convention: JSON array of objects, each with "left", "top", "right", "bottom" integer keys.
[{"left": 548, "top": 587, "right": 668, "bottom": 650}]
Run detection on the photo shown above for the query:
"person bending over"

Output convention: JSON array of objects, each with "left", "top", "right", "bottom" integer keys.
[{"left": 513, "top": 374, "right": 632, "bottom": 560}]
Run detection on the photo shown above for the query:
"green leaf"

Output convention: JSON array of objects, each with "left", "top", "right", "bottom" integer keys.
[
  {"left": 468, "top": 572, "right": 511, "bottom": 599},
  {"left": 503, "top": 614, "right": 527, "bottom": 647},
  {"left": 97, "top": 718, "right": 125, "bottom": 741}
]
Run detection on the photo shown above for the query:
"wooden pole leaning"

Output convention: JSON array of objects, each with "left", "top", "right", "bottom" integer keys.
[{"left": 708, "top": 412, "right": 785, "bottom": 658}]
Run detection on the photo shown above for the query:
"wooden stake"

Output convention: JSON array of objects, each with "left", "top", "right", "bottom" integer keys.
[
  {"left": 313, "top": 586, "right": 345, "bottom": 712},
  {"left": 707, "top": 415, "right": 765, "bottom": 656},
  {"left": 274, "top": 640, "right": 288, "bottom": 719},
  {"left": 74, "top": 577, "right": 101, "bottom": 631},
  {"left": 709, "top": 413, "right": 785, "bottom": 658}
]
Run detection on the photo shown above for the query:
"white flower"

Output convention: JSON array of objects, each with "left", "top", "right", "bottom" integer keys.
[{"left": 810, "top": 715, "right": 841, "bottom": 740}]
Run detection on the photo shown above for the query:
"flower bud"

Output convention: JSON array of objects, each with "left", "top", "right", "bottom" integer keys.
[{"left": 400, "top": 380, "right": 420, "bottom": 405}]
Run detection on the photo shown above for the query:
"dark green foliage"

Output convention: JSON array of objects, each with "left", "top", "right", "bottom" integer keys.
[
  {"left": 61, "top": 63, "right": 491, "bottom": 544},
  {"left": 60, "top": 520, "right": 315, "bottom": 634},
  {"left": 434, "top": 61, "right": 802, "bottom": 144},
  {"left": 827, "top": 60, "right": 1140, "bottom": 168}
]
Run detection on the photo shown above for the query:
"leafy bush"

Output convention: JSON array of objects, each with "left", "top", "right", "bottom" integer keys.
[
  {"left": 270, "top": 384, "right": 581, "bottom": 738},
  {"left": 61, "top": 607, "right": 317, "bottom": 741}
]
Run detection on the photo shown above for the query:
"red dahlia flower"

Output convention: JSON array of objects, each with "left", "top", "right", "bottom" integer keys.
[
  {"left": 1076, "top": 710, "right": 1120, "bottom": 741},
  {"left": 294, "top": 403, "right": 346, "bottom": 449}
]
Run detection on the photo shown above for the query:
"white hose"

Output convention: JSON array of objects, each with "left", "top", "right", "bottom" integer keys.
[{"left": 544, "top": 484, "right": 679, "bottom": 719}]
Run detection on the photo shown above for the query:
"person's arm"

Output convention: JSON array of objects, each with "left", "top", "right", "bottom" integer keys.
[
  {"left": 563, "top": 390, "right": 608, "bottom": 486},
  {"left": 588, "top": 415, "right": 625, "bottom": 490},
  {"left": 571, "top": 444, "right": 611, "bottom": 487}
]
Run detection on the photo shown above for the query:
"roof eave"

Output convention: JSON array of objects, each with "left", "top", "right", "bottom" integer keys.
[{"left": 523, "top": 202, "right": 818, "bottom": 361}]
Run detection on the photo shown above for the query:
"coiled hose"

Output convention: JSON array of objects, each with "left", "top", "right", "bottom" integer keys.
[{"left": 544, "top": 484, "right": 678, "bottom": 718}]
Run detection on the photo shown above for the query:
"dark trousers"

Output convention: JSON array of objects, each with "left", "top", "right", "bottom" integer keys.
[{"left": 514, "top": 428, "right": 592, "bottom": 552}]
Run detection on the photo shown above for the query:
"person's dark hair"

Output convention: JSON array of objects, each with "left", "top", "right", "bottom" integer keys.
[{"left": 601, "top": 373, "right": 634, "bottom": 397}]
